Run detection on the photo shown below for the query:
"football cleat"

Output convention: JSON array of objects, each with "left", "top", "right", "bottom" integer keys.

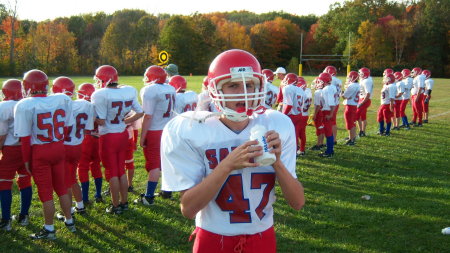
[
  {"left": 134, "top": 194, "right": 154, "bottom": 206},
  {"left": 30, "top": 227, "right": 56, "bottom": 240},
  {"left": 65, "top": 221, "right": 76, "bottom": 233},
  {"left": 95, "top": 196, "right": 104, "bottom": 203},
  {"left": 345, "top": 140, "right": 355, "bottom": 146},
  {"left": 318, "top": 152, "right": 334, "bottom": 158},
  {"left": 423, "top": 120, "right": 428, "bottom": 123},
  {"left": 0, "top": 219, "right": 12, "bottom": 231},
  {"left": 56, "top": 212, "right": 65, "bottom": 221},
  {"left": 120, "top": 202, "right": 129, "bottom": 211},
  {"left": 128, "top": 186, "right": 134, "bottom": 193},
  {"left": 12, "top": 214, "right": 29, "bottom": 226},
  {"left": 310, "top": 145, "right": 322, "bottom": 151},
  {"left": 71, "top": 206, "right": 86, "bottom": 215},
  {"left": 106, "top": 204, "right": 122, "bottom": 215},
  {"left": 417, "top": 123, "right": 423, "bottom": 127}
]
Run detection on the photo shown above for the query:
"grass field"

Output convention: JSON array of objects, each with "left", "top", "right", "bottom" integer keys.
[{"left": 0, "top": 75, "right": 449, "bottom": 252}]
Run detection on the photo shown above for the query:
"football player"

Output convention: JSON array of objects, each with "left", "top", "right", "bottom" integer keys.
[
  {"left": 124, "top": 113, "right": 141, "bottom": 192},
  {"left": 392, "top": 72, "right": 405, "bottom": 130},
  {"left": 341, "top": 71, "right": 360, "bottom": 145},
  {"left": 77, "top": 83, "right": 104, "bottom": 204},
  {"left": 399, "top": 69, "right": 412, "bottom": 129},
  {"left": 297, "top": 77, "right": 312, "bottom": 156},
  {"left": 410, "top": 67, "right": 425, "bottom": 126},
  {"left": 422, "top": 70, "right": 434, "bottom": 123},
  {"left": 281, "top": 73, "right": 305, "bottom": 156},
  {"left": 52, "top": 77, "right": 94, "bottom": 216},
  {"left": 197, "top": 76, "right": 217, "bottom": 112},
  {"left": 310, "top": 77, "right": 326, "bottom": 151},
  {"left": 14, "top": 70, "right": 75, "bottom": 239},
  {"left": 0, "top": 80, "right": 32, "bottom": 231},
  {"left": 383, "top": 68, "right": 394, "bottom": 77},
  {"left": 161, "top": 49, "right": 304, "bottom": 252},
  {"left": 317, "top": 73, "right": 336, "bottom": 158},
  {"left": 262, "top": 69, "right": 279, "bottom": 109},
  {"left": 137, "top": 65, "right": 176, "bottom": 205},
  {"left": 377, "top": 73, "right": 397, "bottom": 136},
  {"left": 170, "top": 75, "right": 198, "bottom": 114},
  {"left": 92, "top": 65, "right": 144, "bottom": 214},
  {"left": 356, "top": 67, "right": 373, "bottom": 137},
  {"left": 323, "top": 66, "right": 342, "bottom": 143}
]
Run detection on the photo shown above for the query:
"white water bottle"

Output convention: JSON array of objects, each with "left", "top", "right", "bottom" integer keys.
[{"left": 250, "top": 125, "right": 276, "bottom": 166}]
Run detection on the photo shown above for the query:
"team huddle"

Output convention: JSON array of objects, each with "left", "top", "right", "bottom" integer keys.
[{"left": 0, "top": 48, "right": 433, "bottom": 252}]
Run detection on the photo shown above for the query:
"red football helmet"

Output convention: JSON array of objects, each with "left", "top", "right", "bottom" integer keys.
[
  {"left": 383, "top": 68, "right": 394, "bottom": 77},
  {"left": 22, "top": 69, "right": 49, "bottom": 96},
  {"left": 52, "top": 76, "right": 75, "bottom": 96},
  {"left": 383, "top": 73, "right": 395, "bottom": 85},
  {"left": 318, "top": 73, "right": 332, "bottom": 87},
  {"left": 77, "top": 83, "right": 96, "bottom": 101},
  {"left": 2, "top": 79, "right": 23, "bottom": 101},
  {"left": 346, "top": 71, "right": 359, "bottom": 84},
  {"left": 207, "top": 49, "right": 265, "bottom": 122},
  {"left": 202, "top": 76, "right": 209, "bottom": 90},
  {"left": 323, "top": 66, "right": 337, "bottom": 76},
  {"left": 144, "top": 65, "right": 167, "bottom": 85},
  {"left": 94, "top": 65, "right": 118, "bottom": 88},
  {"left": 421, "top": 69, "right": 431, "bottom": 79},
  {"left": 282, "top": 73, "right": 298, "bottom": 86},
  {"left": 401, "top": 69, "right": 411, "bottom": 79},
  {"left": 312, "top": 77, "right": 323, "bottom": 89},
  {"left": 297, "top": 76, "right": 307, "bottom": 89},
  {"left": 393, "top": 72, "right": 403, "bottom": 82},
  {"left": 358, "top": 67, "right": 370, "bottom": 79},
  {"left": 411, "top": 67, "right": 422, "bottom": 77},
  {"left": 262, "top": 69, "right": 275, "bottom": 82},
  {"left": 169, "top": 75, "right": 187, "bottom": 92}
]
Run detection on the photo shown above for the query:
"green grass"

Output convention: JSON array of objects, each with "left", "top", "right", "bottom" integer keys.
[{"left": 0, "top": 75, "right": 449, "bottom": 252}]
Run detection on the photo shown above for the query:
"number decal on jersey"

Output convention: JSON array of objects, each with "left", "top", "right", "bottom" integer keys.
[
  {"left": 75, "top": 113, "right": 88, "bottom": 139},
  {"left": 110, "top": 101, "right": 133, "bottom": 124},
  {"left": 183, "top": 102, "right": 197, "bottom": 112},
  {"left": 303, "top": 98, "right": 312, "bottom": 113},
  {"left": 353, "top": 93, "right": 360, "bottom": 103},
  {"left": 163, "top": 94, "right": 176, "bottom": 118},
  {"left": 266, "top": 91, "right": 273, "bottom": 106},
  {"left": 37, "top": 109, "right": 66, "bottom": 142},
  {"left": 215, "top": 173, "right": 276, "bottom": 223},
  {"left": 296, "top": 95, "right": 303, "bottom": 112},
  {"left": 381, "top": 91, "right": 386, "bottom": 100}
]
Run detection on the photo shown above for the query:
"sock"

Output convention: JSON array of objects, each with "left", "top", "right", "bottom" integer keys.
[
  {"left": 325, "top": 136, "right": 334, "bottom": 154},
  {"left": 76, "top": 201, "right": 84, "bottom": 209},
  {"left": 379, "top": 121, "right": 385, "bottom": 133},
  {"left": 44, "top": 224, "right": 55, "bottom": 231},
  {"left": 64, "top": 218, "right": 73, "bottom": 224},
  {"left": 81, "top": 181, "right": 89, "bottom": 202},
  {"left": 145, "top": 181, "right": 158, "bottom": 198},
  {"left": 404, "top": 116, "right": 409, "bottom": 126},
  {"left": 386, "top": 122, "right": 392, "bottom": 134},
  {"left": 20, "top": 186, "right": 32, "bottom": 215},
  {"left": 0, "top": 190, "right": 12, "bottom": 220},
  {"left": 94, "top": 178, "right": 103, "bottom": 198}
]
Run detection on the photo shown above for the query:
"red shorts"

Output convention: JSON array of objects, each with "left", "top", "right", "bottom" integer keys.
[
  {"left": 400, "top": 99, "right": 409, "bottom": 118},
  {"left": 78, "top": 135, "right": 102, "bottom": 183},
  {"left": 99, "top": 130, "right": 128, "bottom": 181},
  {"left": 0, "top": 145, "right": 31, "bottom": 191},
  {"left": 192, "top": 226, "right": 276, "bottom": 253},
  {"left": 64, "top": 144, "right": 82, "bottom": 188},
  {"left": 31, "top": 141, "right": 67, "bottom": 202},
  {"left": 332, "top": 104, "right": 339, "bottom": 125},
  {"left": 143, "top": 130, "right": 163, "bottom": 172},
  {"left": 356, "top": 98, "right": 371, "bottom": 121},
  {"left": 377, "top": 104, "right": 392, "bottom": 123},
  {"left": 344, "top": 105, "right": 357, "bottom": 130},
  {"left": 321, "top": 110, "right": 333, "bottom": 137},
  {"left": 394, "top": 100, "right": 402, "bottom": 118}
]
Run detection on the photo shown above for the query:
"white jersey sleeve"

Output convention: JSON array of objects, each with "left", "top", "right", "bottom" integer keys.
[
  {"left": 161, "top": 110, "right": 296, "bottom": 236},
  {"left": 0, "top": 101, "right": 20, "bottom": 146}
]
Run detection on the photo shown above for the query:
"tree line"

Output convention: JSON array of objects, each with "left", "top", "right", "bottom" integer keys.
[{"left": 0, "top": 0, "right": 448, "bottom": 77}]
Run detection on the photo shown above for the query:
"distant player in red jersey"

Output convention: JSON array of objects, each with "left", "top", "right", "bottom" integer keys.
[
  {"left": 14, "top": 70, "right": 75, "bottom": 239},
  {"left": 0, "top": 80, "right": 32, "bottom": 231}
]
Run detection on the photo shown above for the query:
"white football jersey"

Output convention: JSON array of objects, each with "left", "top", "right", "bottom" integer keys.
[
  {"left": 402, "top": 77, "right": 413, "bottom": 99},
  {"left": 264, "top": 82, "right": 279, "bottom": 109},
  {"left": 14, "top": 94, "right": 74, "bottom": 145},
  {"left": 282, "top": 85, "right": 304, "bottom": 116},
  {"left": 380, "top": 84, "right": 396, "bottom": 105},
  {"left": 343, "top": 82, "right": 360, "bottom": 106},
  {"left": 360, "top": 77, "right": 374, "bottom": 99},
  {"left": 394, "top": 81, "right": 405, "bottom": 101},
  {"left": 425, "top": 79, "right": 434, "bottom": 93},
  {"left": 411, "top": 74, "right": 425, "bottom": 95},
  {"left": 140, "top": 83, "right": 176, "bottom": 130},
  {"left": 64, "top": 99, "right": 95, "bottom": 146},
  {"left": 322, "top": 85, "right": 337, "bottom": 109},
  {"left": 174, "top": 91, "right": 198, "bottom": 114},
  {"left": 314, "top": 89, "right": 323, "bottom": 107},
  {"left": 92, "top": 85, "right": 143, "bottom": 135},
  {"left": 0, "top": 100, "right": 20, "bottom": 146},
  {"left": 161, "top": 110, "right": 296, "bottom": 236},
  {"left": 301, "top": 88, "right": 312, "bottom": 116},
  {"left": 331, "top": 76, "right": 342, "bottom": 105}
]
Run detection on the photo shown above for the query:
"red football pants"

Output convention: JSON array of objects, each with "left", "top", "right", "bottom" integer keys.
[
  {"left": 377, "top": 104, "right": 392, "bottom": 123},
  {"left": 314, "top": 110, "right": 324, "bottom": 136},
  {"left": 423, "top": 95, "right": 431, "bottom": 113},
  {"left": 78, "top": 135, "right": 102, "bottom": 183},
  {"left": 344, "top": 105, "right": 357, "bottom": 130},
  {"left": 400, "top": 99, "right": 409, "bottom": 118},
  {"left": 99, "top": 131, "right": 128, "bottom": 181},
  {"left": 64, "top": 144, "right": 82, "bottom": 188},
  {"left": 356, "top": 98, "right": 371, "bottom": 121},
  {"left": 0, "top": 146, "right": 31, "bottom": 191},
  {"left": 192, "top": 226, "right": 276, "bottom": 253},
  {"left": 321, "top": 110, "right": 333, "bottom": 137},
  {"left": 143, "top": 130, "right": 163, "bottom": 172},
  {"left": 394, "top": 100, "right": 402, "bottom": 118},
  {"left": 412, "top": 94, "right": 424, "bottom": 123}
]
